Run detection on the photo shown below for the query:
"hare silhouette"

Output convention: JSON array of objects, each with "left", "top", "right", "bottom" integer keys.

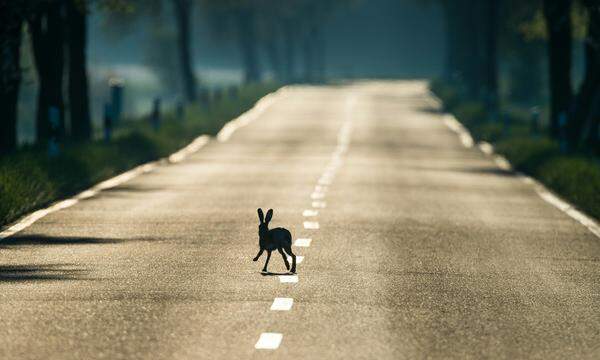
[{"left": 253, "top": 208, "right": 297, "bottom": 274}]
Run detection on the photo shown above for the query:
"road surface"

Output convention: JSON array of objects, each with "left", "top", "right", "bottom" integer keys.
[{"left": 1, "top": 81, "right": 599, "bottom": 359}]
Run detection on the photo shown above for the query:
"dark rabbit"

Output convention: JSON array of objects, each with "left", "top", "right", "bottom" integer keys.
[{"left": 253, "top": 208, "right": 297, "bottom": 273}]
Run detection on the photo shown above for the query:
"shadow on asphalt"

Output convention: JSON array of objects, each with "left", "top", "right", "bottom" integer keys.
[
  {"left": 406, "top": 165, "right": 516, "bottom": 177},
  {"left": 0, "top": 263, "right": 90, "bottom": 282},
  {"left": 101, "top": 185, "right": 163, "bottom": 193},
  {"left": 415, "top": 105, "right": 443, "bottom": 115},
  {"left": 1, "top": 234, "right": 123, "bottom": 248},
  {"left": 260, "top": 271, "right": 295, "bottom": 276}
]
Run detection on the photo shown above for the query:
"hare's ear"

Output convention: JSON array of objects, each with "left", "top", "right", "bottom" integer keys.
[
  {"left": 257, "top": 208, "right": 264, "bottom": 223},
  {"left": 265, "top": 209, "right": 273, "bottom": 224}
]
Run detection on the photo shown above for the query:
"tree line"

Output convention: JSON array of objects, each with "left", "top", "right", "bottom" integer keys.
[
  {"left": 438, "top": 0, "right": 599, "bottom": 151},
  {"left": 0, "top": 0, "right": 348, "bottom": 154}
]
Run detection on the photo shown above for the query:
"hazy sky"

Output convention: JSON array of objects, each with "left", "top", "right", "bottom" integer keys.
[{"left": 88, "top": 0, "right": 444, "bottom": 79}]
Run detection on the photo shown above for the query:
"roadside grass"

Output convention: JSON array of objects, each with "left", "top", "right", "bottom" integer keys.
[
  {"left": 431, "top": 79, "right": 600, "bottom": 220},
  {"left": 0, "top": 83, "right": 279, "bottom": 228}
]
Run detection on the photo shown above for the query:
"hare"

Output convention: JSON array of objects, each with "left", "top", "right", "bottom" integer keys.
[{"left": 253, "top": 208, "right": 297, "bottom": 274}]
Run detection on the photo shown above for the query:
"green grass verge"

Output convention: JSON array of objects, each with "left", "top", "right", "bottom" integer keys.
[
  {"left": 0, "top": 83, "right": 279, "bottom": 228},
  {"left": 431, "top": 79, "right": 600, "bottom": 220}
]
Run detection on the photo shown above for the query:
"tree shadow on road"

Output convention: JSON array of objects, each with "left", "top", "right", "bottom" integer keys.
[
  {"left": 415, "top": 105, "right": 443, "bottom": 115},
  {"left": 100, "top": 184, "right": 164, "bottom": 193},
  {"left": 0, "top": 263, "right": 90, "bottom": 282},
  {"left": 406, "top": 164, "right": 516, "bottom": 177},
  {"left": 0, "top": 234, "right": 123, "bottom": 248}
]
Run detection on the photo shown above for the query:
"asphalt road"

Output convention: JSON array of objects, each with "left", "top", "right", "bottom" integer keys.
[{"left": 1, "top": 81, "right": 599, "bottom": 359}]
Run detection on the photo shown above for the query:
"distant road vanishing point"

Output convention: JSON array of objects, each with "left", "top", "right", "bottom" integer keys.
[{"left": 1, "top": 81, "right": 599, "bottom": 359}]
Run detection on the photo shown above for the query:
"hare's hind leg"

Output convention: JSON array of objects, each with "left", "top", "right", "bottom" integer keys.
[
  {"left": 262, "top": 250, "right": 272, "bottom": 273},
  {"left": 278, "top": 247, "right": 290, "bottom": 270},
  {"left": 283, "top": 245, "right": 296, "bottom": 273}
]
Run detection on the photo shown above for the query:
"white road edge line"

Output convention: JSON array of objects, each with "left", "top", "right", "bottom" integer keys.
[
  {"left": 0, "top": 88, "right": 287, "bottom": 240},
  {"left": 217, "top": 87, "right": 288, "bottom": 142},
  {"left": 431, "top": 93, "right": 600, "bottom": 240},
  {"left": 270, "top": 298, "right": 294, "bottom": 311},
  {"left": 255, "top": 333, "right": 283, "bottom": 350}
]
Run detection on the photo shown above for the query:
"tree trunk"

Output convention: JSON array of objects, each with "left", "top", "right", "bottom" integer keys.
[
  {"left": 173, "top": 0, "right": 197, "bottom": 103},
  {"left": 0, "top": 2, "right": 23, "bottom": 154},
  {"left": 67, "top": 0, "right": 91, "bottom": 141},
  {"left": 302, "top": 25, "right": 315, "bottom": 83},
  {"left": 543, "top": 0, "right": 573, "bottom": 139},
  {"left": 301, "top": 5, "right": 320, "bottom": 84},
  {"left": 29, "top": 1, "right": 66, "bottom": 143},
  {"left": 236, "top": 8, "right": 260, "bottom": 83},
  {"left": 314, "top": 23, "right": 326, "bottom": 83},
  {"left": 282, "top": 18, "right": 296, "bottom": 83},
  {"left": 441, "top": 1, "right": 459, "bottom": 82},
  {"left": 265, "top": 32, "right": 282, "bottom": 82},
  {"left": 480, "top": 0, "right": 499, "bottom": 113},
  {"left": 453, "top": 0, "right": 479, "bottom": 98},
  {"left": 508, "top": 41, "right": 544, "bottom": 104},
  {"left": 569, "top": 0, "right": 600, "bottom": 149}
]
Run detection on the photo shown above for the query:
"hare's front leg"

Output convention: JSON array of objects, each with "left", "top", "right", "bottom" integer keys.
[
  {"left": 278, "top": 248, "right": 290, "bottom": 270},
  {"left": 262, "top": 250, "right": 272, "bottom": 273},
  {"left": 253, "top": 249, "right": 264, "bottom": 261}
]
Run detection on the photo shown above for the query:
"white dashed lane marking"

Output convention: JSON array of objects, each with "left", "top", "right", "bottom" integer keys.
[
  {"left": 270, "top": 298, "right": 294, "bottom": 311},
  {"left": 287, "top": 255, "right": 304, "bottom": 264},
  {"left": 311, "top": 192, "right": 325, "bottom": 200},
  {"left": 255, "top": 333, "right": 283, "bottom": 349},
  {"left": 294, "top": 238, "right": 312, "bottom": 247},
  {"left": 303, "top": 221, "right": 319, "bottom": 230},
  {"left": 314, "top": 185, "right": 327, "bottom": 192},
  {"left": 302, "top": 209, "right": 318, "bottom": 217},
  {"left": 279, "top": 275, "right": 298, "bottom": 283},
  {"left": 312, "top": 201, "right": 327, "bottom": 208}
]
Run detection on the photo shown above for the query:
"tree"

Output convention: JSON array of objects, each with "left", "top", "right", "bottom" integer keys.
[
  {"left": 67, "top": 0, "right": 92, "bottom": 141},
  {"left": 500, "top": 0, "right": 545, "bottom": 104},
  {"left": 235, "top": 5, "right": 261, "bottom": 83},
  {"left": 173, "top": 0, "right": 198, "bottom": 102},
  {"left": 0, "top": 1, "right": 25, "bottom": 153},
  {"left": 480, "top": 0, "right": 499, "bottom": 113},
  {"left": 100, "top": 0, "right": 199, "bottom": 102},
  {"left": 543, "top": 0, "right": 573, "bottom": 139},
  {"left": 569, "top": 0, "right": 600, "bottom": 149},
  {"left": 203, "top": 0, "right": 263, "bottom": 83},
  {"left": 438, "top": 0, "right": 485, "bottom": 99},
  {"left": 28, "top": 0, "right": 67, "bottom": 143}
]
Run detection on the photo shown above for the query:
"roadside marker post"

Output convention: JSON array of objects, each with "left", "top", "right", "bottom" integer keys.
[
  {"left": 103, "top": 103, "right": 113, "bottom": 142},
  {"left": 151, "top": 98, "right": 161, "bottom": 131},
  {"left": 109, "top": 78, "right": 124, "bottom": 124},
  {"left": 47, "top": 106, "right": 60, "bottom": 157},
  {"left": 176, "top": 101, "right": 185, "bottom": 121}
]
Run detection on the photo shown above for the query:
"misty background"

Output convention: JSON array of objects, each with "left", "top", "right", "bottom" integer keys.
[{"left": 16, "top": 0, "right": 444, "bottom": 143}]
